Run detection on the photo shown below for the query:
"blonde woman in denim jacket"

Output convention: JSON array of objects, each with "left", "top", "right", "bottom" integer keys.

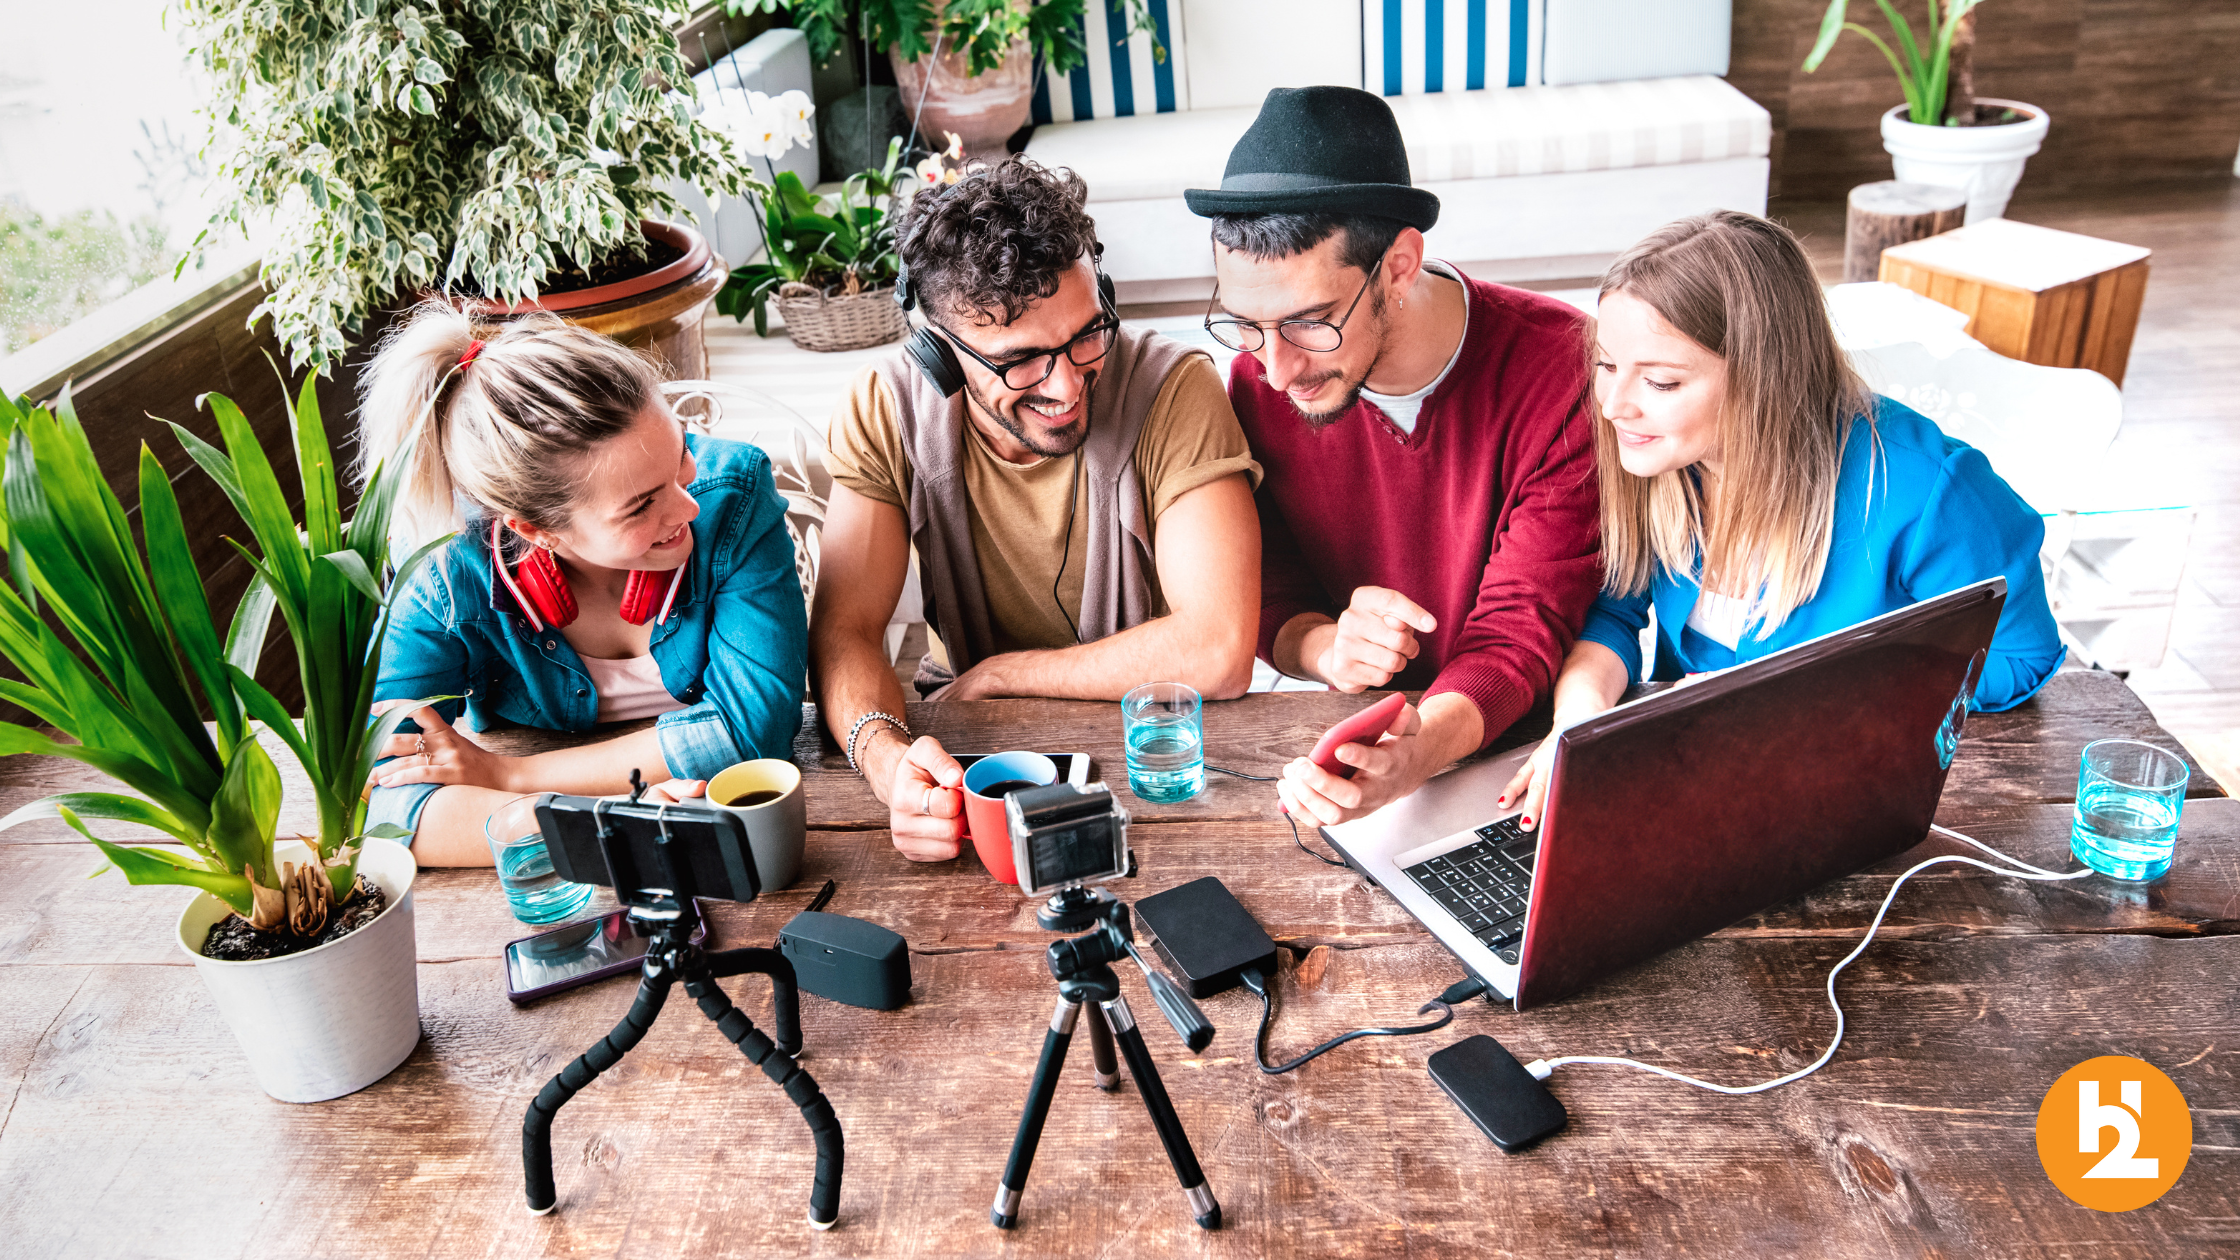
[{"left": 358, "top": 304, "right": 805, "bottom": 866}]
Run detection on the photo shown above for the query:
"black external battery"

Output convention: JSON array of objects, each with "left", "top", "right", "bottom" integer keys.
[
  {"left": 777, "top": 911, "right": 912, "bottom": 1011},
  {"left": 1426, "top": 1034, "right": 1568, "bottom": 1152},
  {"left": 1135, "top": 876, "right": 1280, "bottom": 999}
]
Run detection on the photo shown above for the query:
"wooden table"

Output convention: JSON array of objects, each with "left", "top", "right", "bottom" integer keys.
[{"left": 0, "top": 670, "right": 2232, "bottom": 1257}]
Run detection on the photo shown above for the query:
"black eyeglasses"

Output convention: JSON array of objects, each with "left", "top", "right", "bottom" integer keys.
[
  {"left": 1204, "top": 255, "right": 1385, "bottom": 354},
  {"left": 937, "top": 312, "right": 1121, "bottom": 391}
]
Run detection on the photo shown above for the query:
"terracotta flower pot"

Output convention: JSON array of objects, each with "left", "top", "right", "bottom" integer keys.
[
  {"left": 890, "top": 37, "right": 1035, "bottom": 160},
  {"left": 463, "top": 220, "right": 727, "bottom": 377}
]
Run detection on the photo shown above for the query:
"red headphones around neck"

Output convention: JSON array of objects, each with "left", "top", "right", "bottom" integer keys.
[{"left": 490, "top": 520, "right": 684, "bottom": 633}]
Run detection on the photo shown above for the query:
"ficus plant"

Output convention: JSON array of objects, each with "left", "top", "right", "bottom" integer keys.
[
  {"left": 183, "top": 0, "right": 751, "bottom": 374},
  {"left": 0, "top": 382, "right": 444, "bottom": 940},
  {"left": 726, "top": 0, "right": 1163, "bottom": 77}
]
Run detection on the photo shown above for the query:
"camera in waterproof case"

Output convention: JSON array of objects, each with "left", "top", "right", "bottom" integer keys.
[{"left": 1004, "top": 782, "right": 1132, "bottom": 897}]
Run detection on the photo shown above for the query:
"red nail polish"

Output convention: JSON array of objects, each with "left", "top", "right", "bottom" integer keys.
[{"left": 1523, "top": 816, "right": 1534, "bottom": 827}]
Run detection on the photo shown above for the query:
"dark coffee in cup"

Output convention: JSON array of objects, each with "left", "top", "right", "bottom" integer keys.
[
  {"left": 977, "top": 780, "right": 1039, "bottom": 799},
  {"left": 725, "top": 788, "right": 785, "bottom": 807}
]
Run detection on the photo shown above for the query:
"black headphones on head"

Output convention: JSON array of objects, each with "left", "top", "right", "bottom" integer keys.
[{"left": 895, "top": 241, "right": 1118, "bottom": 398}]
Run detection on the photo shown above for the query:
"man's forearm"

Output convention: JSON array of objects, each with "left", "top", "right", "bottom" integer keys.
[
  {"left": 1273, "top": 611, "right": 1337, "bottom": 682},
  {"left": 811, "top": 621, "right": 914, "bottom": 801},
  {"left": 967, "top": 608, "right": 1254, "bottom": 701},
  {"left": 1415, "top": 691, "right": 1486, "bottom": 770}
]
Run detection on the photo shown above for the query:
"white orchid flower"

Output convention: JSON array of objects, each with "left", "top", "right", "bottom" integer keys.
[
  {"left": 776, "top": 89, "right": 817, "bottom": 145},
  {"left": 914, "top": 154, "right": 946, "bottom": 186},
  {"left": 942, "top": 130, "right": 965, "bottom": 160}
]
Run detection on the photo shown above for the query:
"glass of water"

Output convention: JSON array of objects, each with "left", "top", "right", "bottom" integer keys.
[
  {"left": 1123, "top": 681, "right": 1205, "bottom": 803},
  {"left": 486, "top": 795, "right": 596, "bottom": 924},
  {"left": 2070, "top": 738, "right": 2188, "bottom": 881}
]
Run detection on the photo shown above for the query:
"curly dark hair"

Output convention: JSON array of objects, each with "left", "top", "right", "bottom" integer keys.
[{"left": 897, "top": 158, "right": 1100, "bottom": 326}]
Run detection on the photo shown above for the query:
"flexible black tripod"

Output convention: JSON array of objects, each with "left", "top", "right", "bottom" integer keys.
[
  {"left": 521, "top": 791, "right": 843, "bottom": 1228},
  {"left": 991, "top": 887, "right": 1220, "bottom": 1231}
]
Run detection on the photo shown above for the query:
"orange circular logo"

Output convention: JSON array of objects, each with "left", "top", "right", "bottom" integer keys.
[{"left": 2035, "top": 1055, "right": 2192, "bottom": 1212}]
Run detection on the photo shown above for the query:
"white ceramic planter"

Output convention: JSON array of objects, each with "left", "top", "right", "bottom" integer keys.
[
  {"left": 177, "top": 837, "right": 421, "bottom": 1103},
  {"left": 1880, "top": 99, "right": 2050, "bottom": 224}
]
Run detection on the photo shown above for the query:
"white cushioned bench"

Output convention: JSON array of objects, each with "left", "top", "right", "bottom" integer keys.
[{"left": 1021, "top": 0, "right": 1770, "bottom": 297}]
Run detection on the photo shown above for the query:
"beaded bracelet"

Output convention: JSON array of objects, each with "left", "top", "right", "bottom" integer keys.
[{"left": 844, "top": 710, "right": 911, "bottom": 776}]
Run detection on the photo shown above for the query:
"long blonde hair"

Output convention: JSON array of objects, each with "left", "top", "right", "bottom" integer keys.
[
  {"left": 353, "top": 302, "right": 665, "bottom": 549},
  {"left": 1592, "top": 211, "right": 1870, "bottom": 632}
]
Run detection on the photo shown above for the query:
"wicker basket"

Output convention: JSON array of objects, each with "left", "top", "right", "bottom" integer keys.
[{"left": 775, "top": 281, "right": 909, "bottom": 353}]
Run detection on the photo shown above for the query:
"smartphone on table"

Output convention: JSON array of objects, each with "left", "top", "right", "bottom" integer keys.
[
  {"left": 504, "top": 902, "right": 709, "bottom": 1005},
  {"left": 953, "top": 753, "right": 1093, "bottom": 786}
]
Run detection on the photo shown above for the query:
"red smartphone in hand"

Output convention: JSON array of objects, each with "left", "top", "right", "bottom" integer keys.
[{"left": 1308, "top": 693, "right": 1409, "bottom": 779}]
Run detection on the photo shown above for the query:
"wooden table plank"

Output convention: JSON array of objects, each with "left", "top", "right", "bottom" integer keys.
[
  {"left": 1, "top": 934, "right": 2232, "bottom": 1258},
  {"left": 2, "top": 679, "right": 2232, "bottom": 1259}
]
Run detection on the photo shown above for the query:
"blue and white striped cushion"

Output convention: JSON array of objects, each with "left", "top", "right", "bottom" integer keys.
[
  {"left": 1365, "top": 0, "right": 1546, "bottom": 95},
  {"left": 1031, "top": 0, "right": 1186, "bottom": 124}
]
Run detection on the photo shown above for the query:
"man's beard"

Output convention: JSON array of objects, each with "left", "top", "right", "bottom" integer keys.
[
  {"left": 969, "top": 372, "right": 1094, "bottom": 457},
  {"left": 1276, "top": 291, "right": 1388, "bottom": 432}
]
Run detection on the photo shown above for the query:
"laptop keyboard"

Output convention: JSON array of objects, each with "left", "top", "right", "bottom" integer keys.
[{"left": 1401, "top": 817, "right": 1537, "bottom": 966}]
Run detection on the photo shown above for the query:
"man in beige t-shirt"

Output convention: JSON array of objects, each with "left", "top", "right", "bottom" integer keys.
[{"left": 811, "top": 159, "right": 1263, "bottom": 863}]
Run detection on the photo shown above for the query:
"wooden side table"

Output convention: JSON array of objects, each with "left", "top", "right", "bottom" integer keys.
[
  {"left": 1876, "top": 218, "right": 2152, "bottom": 386},
  {"left": 1843, "top": 181, "right": 1967, "bottom": 284}
]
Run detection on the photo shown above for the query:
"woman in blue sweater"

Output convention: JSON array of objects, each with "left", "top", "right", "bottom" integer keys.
[
  {"left": 358, "top": 305, "right": 806, "bottom": 865},
  {"left": 1502, "top": 210, "right": 2062, "bottom": 826}
]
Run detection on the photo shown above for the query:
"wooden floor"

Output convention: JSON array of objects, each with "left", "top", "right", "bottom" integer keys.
[{"left": 1769, "top": 180, "right": 2240, "bottom": 793}]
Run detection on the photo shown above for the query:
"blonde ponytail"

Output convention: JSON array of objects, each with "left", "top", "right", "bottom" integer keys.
[{"left": 353, "top": 301, "right": 666, "bottom": 550}]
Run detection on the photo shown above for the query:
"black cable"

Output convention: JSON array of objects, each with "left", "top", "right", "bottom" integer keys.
[
  {"left": 1239, "top": 966, "right": 1454, "bottom": 1074},
  {"left": 803, "top": 878, "right": 836, "bottom": 915},
  {"left": 1203, "top": 765, "right": 1348, "bottom": 867},
  {"left": 1052, "top": 446, "right": 1082, "bottom": 643}
]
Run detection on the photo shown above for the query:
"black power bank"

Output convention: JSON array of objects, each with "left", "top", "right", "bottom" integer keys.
[
  {"left": 1135, "top": 876, "right": 1280, "bottom": 999},
  {"left": 1427, "top": 1034, "right": 1568, "bottom": 1152},
  {"left": 778, "top": 911, "right": 912, "bottom": 1010}
]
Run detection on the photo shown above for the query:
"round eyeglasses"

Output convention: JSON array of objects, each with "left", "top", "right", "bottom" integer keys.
[
  {"left": 1203, "top": 255, "right": 1384, "bottom": 354},
  {"left": 938, "top": 314, "right": 1120, "bottom": 391}
]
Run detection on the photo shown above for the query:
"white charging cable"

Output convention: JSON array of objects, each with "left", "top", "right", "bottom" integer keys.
[{"left": 1523, "top": 823, "right": 2095, "bottom": 1094}]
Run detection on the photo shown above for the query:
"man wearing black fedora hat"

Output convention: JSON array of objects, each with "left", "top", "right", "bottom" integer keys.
[{"left": 1186, "top": 86, "right": 1603, "bottom": 826}]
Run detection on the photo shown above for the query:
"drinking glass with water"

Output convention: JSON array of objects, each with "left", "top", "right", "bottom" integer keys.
[
  {"left": 1123, "top": 681, "right": 1204, "bottom": 803},
  {"left": 486, "top": 795, "right": 597, "bottom": 924},
  {"left": 2070, "top": 738, "right": 2188, "bottom": 881}
]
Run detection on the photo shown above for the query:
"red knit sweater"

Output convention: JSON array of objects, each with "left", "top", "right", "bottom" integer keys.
[{"left": 1231, "top": 275, "right": 1602, "bottom": 747}]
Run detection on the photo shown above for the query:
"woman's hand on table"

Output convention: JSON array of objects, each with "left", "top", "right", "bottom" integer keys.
[
  {"left": 369, "top": 704, "right": 518, "bottom": 792},
  {"left": 865, "top": 728, "right": 966, "bottom": 861}
]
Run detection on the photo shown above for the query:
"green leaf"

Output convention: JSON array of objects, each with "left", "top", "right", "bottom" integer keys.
[
  {"left": 138, "top": 444, "right": 244, "bottom": 750},
  {"left": 87, "top": 836, "right": 253, "bottom": 915},
  {"left": 409, "top": 84, "right": 436, "bottom": 115},
  {"left": 320, "top": 549, "right": 383, "bottom": 603},
  {"left": 363, "top": 822, "right": 413, "bottom": 841},
  {"left": 224, "top": 573, "right": 277, "bottom": 677},
  {"left": 226, "top": 664, "right": 315, "bottom": 793},
  {"left": 413, "top": 57, "right": 447, "bottom": 85},
  {"left": 0, "top": 792, "right": 198, "bottom": 846},
  {"left": 1802, "top": 0, "right": 1851, "bottom": 72},
  {"left": 206, "top": 733, "right": 281, "bottom": 887}
]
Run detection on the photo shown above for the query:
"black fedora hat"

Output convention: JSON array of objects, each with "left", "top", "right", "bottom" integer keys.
[{"left": 1184, "top": 86, "right": 1439, "bottom": 230}]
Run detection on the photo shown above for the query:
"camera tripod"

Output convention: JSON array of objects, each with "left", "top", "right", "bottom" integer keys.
[
  {"left": 991, "top": 886, "right": 1220, "bottom": 1231},
  {"left": 521, "top": 787, "right": 843, "bottom": 1228}
]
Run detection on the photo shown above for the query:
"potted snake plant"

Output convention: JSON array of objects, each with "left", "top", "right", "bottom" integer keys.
[{"left": 0, "top": 381, "right": 445, "bottom": 1102}]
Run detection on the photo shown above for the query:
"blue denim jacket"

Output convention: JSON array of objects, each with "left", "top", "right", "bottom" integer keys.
[{"left": 368, "top": 433, "right": 807, "bottom": 838}]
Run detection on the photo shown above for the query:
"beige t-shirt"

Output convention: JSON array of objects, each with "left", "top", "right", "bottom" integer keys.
[{"left": 826, "top": 353, "right": 1260, "bottom": 654}]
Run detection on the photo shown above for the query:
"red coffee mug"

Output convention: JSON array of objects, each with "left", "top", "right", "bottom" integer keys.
[{"left": 961, "top": 752, "right": 1058, "bottom": 884}]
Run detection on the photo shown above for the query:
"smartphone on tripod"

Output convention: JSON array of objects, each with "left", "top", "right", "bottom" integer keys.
[{"left": 504, "top": 903, "right": 709, "bottom": 1005}]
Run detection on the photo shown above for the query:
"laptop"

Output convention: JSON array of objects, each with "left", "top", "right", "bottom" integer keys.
[{"left": 1321, "top": 579, "right": 2005, "bottom": 1010}]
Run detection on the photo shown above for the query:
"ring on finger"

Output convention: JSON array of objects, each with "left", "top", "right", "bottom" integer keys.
[{"left": 919, "top": 785, "right": 932, "bottom": 816}]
